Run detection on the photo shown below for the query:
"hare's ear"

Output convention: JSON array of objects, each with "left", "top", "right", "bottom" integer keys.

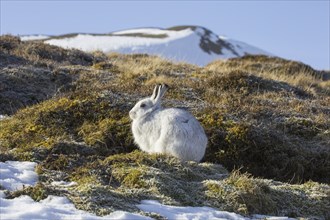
[
  {"left": 154, "top": 84, "right": 168, "bottom": 103},
  {"left": 151, "top": 84, "right": 160, "bottom": 100}
]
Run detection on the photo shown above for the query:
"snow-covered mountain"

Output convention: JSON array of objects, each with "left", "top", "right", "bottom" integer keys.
[{"left": 20, "top": 26, "right": 271, "bottom": 66}]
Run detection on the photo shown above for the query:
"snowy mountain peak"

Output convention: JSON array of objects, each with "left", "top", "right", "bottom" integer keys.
[{"left": 20, "top": 26, "right": 271, "bottom": 66}]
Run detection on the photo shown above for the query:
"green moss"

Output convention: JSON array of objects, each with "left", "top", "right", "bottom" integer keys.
[
  {"left": 8, "top": 183, "right": 49, "bottom": 202},
  {"left": 79, "top": 116, "right": 133, "bottom": 152},
  {"left": 198, "top": 106, "right": 330, "bottom": 184},
  {"left": 122, "top": 169, "right": 146, "bottom": 188},
  {"left": 206, "top": 172, "right": 268, "bottom": 215},
  {"left": 42, "top": 154, "right": 69, "bottom": 171},
  {"left": 199, "top": 110, "right": 251, "bottom": 164},
  {"left": 112, "top": 166, "right": 147, "bottom": 188},
  {"left": 0, "top": 95, "right": 135, "bottom": 158},
  {"left": 104, "top": 150, "right": 164, "bottom": 166},
  {"left": 70, "top": 165, "right": 101, "bottom": 187},
  {"left": 204, "top": 170, "right": 330, "bottom": 217},
  {"left": 206, "top": 55, "right": 320, "bottom": 79},
  {"left": 92, "top": 61, "right": 119, "bottom": 73},
  {"left": 283, "top": 117, "right": 322, "bottom": 138},
  {"left": 224, "top": 171, "right": 276, "bottom": 214}
]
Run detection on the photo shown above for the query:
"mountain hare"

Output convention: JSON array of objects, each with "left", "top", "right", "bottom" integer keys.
[{"left": 129, "top": 84, "right": 207, "bottom": 162}]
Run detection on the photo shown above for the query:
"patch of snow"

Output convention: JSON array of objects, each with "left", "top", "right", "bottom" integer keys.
[
  {"left": 20, "top": 35, "right": 50, "bottom": 41},
  {"left": 0, "top": 161, "right": 150, "bottom": 220},
  {"left": 218, "top": 35, "right": 229, "bottom": 40},
  {"left": 51, "top": 181, "right": 78, "bottom": 187},
  {"left": 0, "top": 190, "right": 6, "bottom": 198},
  {"left": 194, "top": 27, "right": 205, "bottom": 36},
  {"left": 137, "top": 200, "right": 247, "bottom": 220},
  {"left": 137, "top": 200, "right": 296, "bottom": 220},
  {"left": 0, "top": 161, "right": 38, "bottom": 191},
  {"left": 0, "top": 195, "right": 151, "bottom": 220},
  {"left": 45, "top": 29, "right": 193, "bottom": 53},
  {"left": 0, "top": 115, "right": 8, "bottom": 120},
  {"left": 223, "top": 37, "right": 273, "bottom": 57},
  {"left": 252, "top": 215, "right": 295, "bottom": 220}
]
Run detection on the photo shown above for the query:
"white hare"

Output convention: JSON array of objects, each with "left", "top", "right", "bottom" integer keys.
[{"left": 129, "top": 84, "right": 207, "bottom": 162}]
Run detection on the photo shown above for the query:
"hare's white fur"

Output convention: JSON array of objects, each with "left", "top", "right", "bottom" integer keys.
[{"left": 129, "top": 84, "right": 207, "bottom": 162}]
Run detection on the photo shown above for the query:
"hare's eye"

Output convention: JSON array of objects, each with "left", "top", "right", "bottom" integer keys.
[{"left": 140, "top": 103, "right": 146, "bottom": 108}]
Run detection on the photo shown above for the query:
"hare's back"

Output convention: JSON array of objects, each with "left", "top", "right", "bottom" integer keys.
[
  {"left": 159, "top": 108, "right": 203, "bottom": 131},
  {"left": 160, "top": 108, "right": 193, "bottom": 120}
]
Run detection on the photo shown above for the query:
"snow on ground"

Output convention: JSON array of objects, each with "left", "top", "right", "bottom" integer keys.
[
  {"left": 0, "top": 194, "right": 150, "bottom": 220},
  {"left": 138, "top": 200, "right": 248, "bottom": 220},
  {"left": 20, "top": 35, "right": 50, "bottom": 41},
  {"left": 51, "top": 180, "right": 78, "bottom": 187},
  {"left": 0, "top": 161, "right": 294, "bottom": 220},
  {"left": 0, "top": 161, "right": 150, "bottom": 220},
  {"left": 138, "top": 200, "right": 295, "bottom": 220},
  {"left": 0, "top": 161, "right": 38, "bottom": 191},
  {"left": 220, "top": 36, "right": 273, "bottom": 57},
  {"left": 40, "top": 27, "right": 270, "bottom": 66},
  {"left": 44, "top": 28, "right": 225, "bottom": 66},
  {"left": 252, "top": 215, "right": 295, "bottom": 220},
  {"left": 45, "top": 28, "right": 193, "bottom": 53}
]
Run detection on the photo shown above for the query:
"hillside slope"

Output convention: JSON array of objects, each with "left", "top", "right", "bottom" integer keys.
[
  {"left": 0, "top": 35, "right": 329, "bottom": 219},
  {"left": 21, "top": 26, "right": 271, "bottom": 66}
]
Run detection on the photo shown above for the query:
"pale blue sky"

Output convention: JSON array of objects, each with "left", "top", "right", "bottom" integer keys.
[{"left": 1, "top": 0, "right": 329, "bottom": 70}]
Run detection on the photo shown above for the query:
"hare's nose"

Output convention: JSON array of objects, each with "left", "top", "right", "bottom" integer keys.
[{"left": 129, "top": 110, "right": 136, "bottom": 119}]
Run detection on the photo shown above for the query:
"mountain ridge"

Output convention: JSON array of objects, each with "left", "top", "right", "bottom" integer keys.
[{"left": 20, "top": 25, "right": 272, "bottom": 66}]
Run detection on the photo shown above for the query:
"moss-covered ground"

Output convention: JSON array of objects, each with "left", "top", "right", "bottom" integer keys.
[{"left": 1, "top": 35, "right": 329, "bottom": 219}]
